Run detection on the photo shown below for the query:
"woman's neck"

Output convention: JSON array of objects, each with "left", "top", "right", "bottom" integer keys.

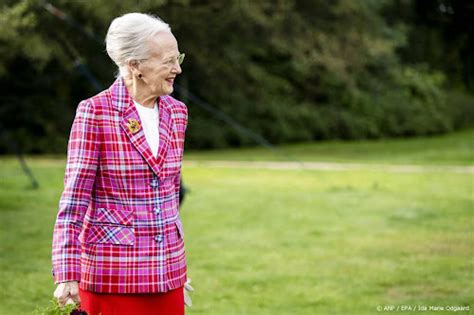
[{"left": 123, "top": 76, "right": 157, "bottom": 108}]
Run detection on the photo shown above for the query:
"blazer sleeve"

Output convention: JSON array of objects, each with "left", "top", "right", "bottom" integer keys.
[
  {"left": 52, "top": 100, "right": 100, "bottom": 283},
  {"left": 173, "top": 103, "right": 188, "bottom": 209}
]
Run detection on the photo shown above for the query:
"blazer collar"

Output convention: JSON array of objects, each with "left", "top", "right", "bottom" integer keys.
[{"left": 111, "top": 78, "right": 172, "bottom": 178}]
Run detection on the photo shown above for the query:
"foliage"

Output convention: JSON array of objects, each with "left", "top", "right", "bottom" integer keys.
[
  {"left": 32, "top": 299, "right": 81, "bottom": 315},
  {"left": 0, "top": 0, "right": 472, "bottom": 153},
  {"left": 383, "top": 0, "right": 474, "bottom": 91}
]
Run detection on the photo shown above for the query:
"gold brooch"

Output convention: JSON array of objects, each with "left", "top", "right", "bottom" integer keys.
[{"left": 126, "top": 118, "right": 141, "bottom": 134}]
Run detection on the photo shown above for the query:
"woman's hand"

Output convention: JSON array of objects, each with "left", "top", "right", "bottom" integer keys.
[
  {"left": 54, "top": 281, "right": 80, "bottom": 307},
  {"left": 184, "top": 278, "right": 194, "bottom": 307}
]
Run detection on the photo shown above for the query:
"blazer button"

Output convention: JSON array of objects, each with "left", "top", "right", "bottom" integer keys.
[
  {"left": 155, "top": 234, "right": 164, "bottom": 243},
  {"left": 154, "top": 207, "right": 161, "bottom": 215},
  {"left": 150, "top": 179, "right": 159, "bottom": 188}
]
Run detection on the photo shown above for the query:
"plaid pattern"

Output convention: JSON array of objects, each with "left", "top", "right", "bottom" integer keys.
[{"left": 52, "top": 78, "right": 188, "bottom": 293}]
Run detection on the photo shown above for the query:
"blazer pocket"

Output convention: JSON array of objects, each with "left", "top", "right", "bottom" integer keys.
[
  {"left": 94, "top": 207, "right": 134, "bottom": 226},
  {"left": 86, "top": 224, "right": 135, "bottom": 245}
]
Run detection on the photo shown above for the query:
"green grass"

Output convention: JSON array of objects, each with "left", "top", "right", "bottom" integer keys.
[
  {"left": 185, "top": 128, "right": 474, "bottom": 165},
  {"left": 0, "top": 130, "right": 472, "bottom": 314}
]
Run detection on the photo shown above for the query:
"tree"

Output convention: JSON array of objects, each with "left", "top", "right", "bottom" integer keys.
[{"left": 0, "top": 0, "right": 471, "bottom": 153}]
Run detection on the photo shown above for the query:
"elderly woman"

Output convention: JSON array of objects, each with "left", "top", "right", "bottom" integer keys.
[{"left": 52, "top": 13, "right": 189, "bottom": 315}]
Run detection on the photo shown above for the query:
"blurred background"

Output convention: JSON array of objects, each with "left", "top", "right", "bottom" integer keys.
[
  {"left": 0, "top": 1, "right": 473, "bottom": 314},
  {"left": 0, "top": 0, "right": 473, "bottom": 152}
]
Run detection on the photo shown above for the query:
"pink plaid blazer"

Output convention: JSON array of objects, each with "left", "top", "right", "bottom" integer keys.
[{"left": 52, "top": 78, "right": 188, "bottom": 294}]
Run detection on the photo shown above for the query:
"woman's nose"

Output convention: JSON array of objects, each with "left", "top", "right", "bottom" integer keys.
[{"left": 173, "top": 63, "right": 182, "bottom": 74}]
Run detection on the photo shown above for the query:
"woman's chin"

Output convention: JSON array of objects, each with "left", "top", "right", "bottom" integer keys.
[{"left": 163, "top": 86, "right": 174, "bottom": 95}]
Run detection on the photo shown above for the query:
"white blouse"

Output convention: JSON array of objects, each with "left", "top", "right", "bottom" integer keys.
[{"left": 134, "top": 100, "right": 160, "bottom": 158}]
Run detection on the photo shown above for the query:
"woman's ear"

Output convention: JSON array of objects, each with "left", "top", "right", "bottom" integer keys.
[{"left": 127, "top": 60, "right": 141, "bottom": 78}]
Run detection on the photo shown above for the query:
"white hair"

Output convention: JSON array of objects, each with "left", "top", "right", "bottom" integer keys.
[{"left": 105, "top": 13, "right": 171, "bottom": 78}]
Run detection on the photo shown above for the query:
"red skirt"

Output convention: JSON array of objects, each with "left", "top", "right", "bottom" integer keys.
[{"left": 79, "top": 287, "right": 184, "bottom": 315}]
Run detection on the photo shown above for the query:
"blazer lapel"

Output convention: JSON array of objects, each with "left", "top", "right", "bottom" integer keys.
[
  {"left": 112, "top": 78, "right": 172, "bottom": 178},
  {"left": 120, "top": 102, "right": 161, "bottom": 177},
  {"left": 155, "top": 99, "right": 172, "bottom": 177}
]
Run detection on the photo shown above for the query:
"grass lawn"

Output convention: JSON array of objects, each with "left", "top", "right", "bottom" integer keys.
[
  {"left": 184, "top": 128, "right": 474, "bottom": 165},
  {"left": 0, "top": 130, "right": 472, "bottom": 314}
]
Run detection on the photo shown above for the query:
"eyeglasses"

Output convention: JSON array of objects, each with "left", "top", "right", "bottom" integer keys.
[
  {"left": 177, "top": 53, "right": 185, "bottom": 65},
  {"left": 140, "top": 53, "right": 185, "bottom": 68},
  {"left": 163, "top": 53, "right": 185, "bottom": 68}
]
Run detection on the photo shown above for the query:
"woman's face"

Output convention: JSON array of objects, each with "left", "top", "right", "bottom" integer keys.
[{"left": 137, "top": 32, "right": 182, "bottom": 97}]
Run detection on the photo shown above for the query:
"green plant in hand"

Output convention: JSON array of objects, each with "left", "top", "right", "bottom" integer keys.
[{"left": 33, "top": 299, "right": 86, "bottom": 315}]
